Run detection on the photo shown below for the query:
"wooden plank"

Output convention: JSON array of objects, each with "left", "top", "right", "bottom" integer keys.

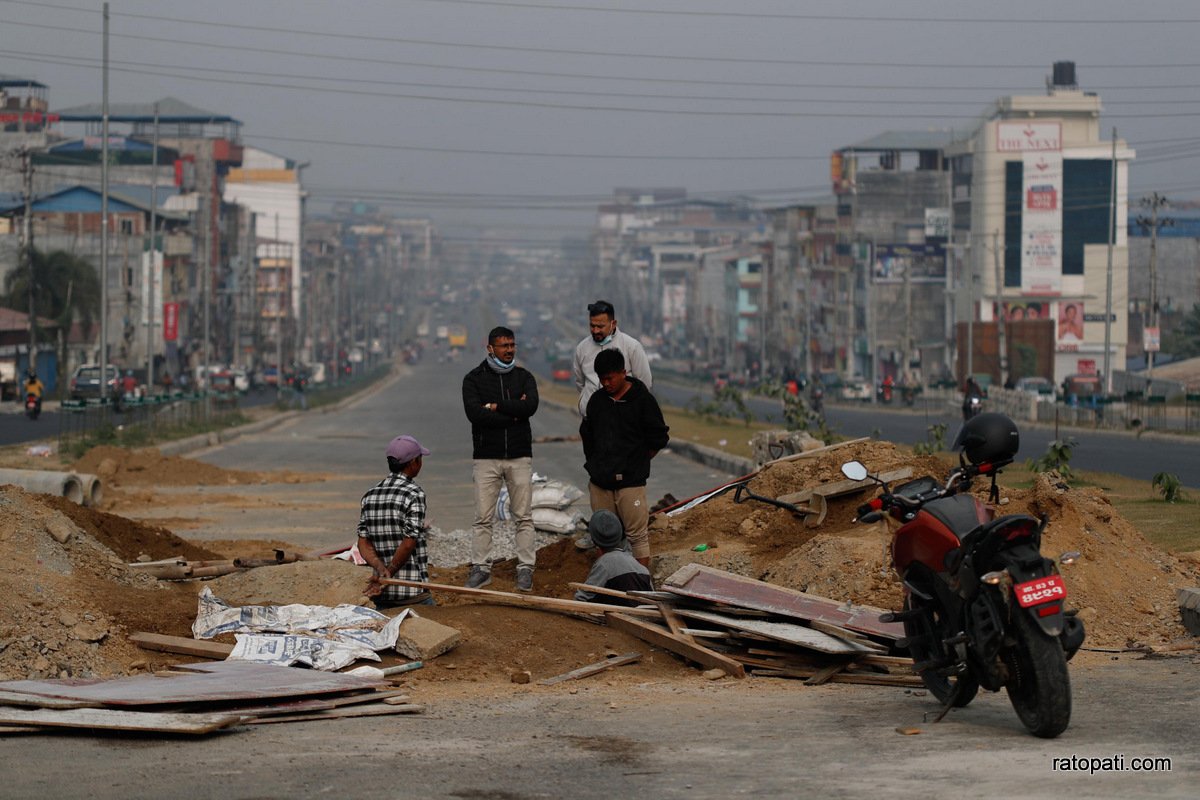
[
  {"left": 678, "top": 628, "right": 730, "bottom": 639},
  {"left": 0, "top": 690, "right": 100, "bottom": 709},
  {"left": 674, "top": 608, "right": 877, "bottom": 655},
  {"left": 753, "top": 667, "right": 924, "bottom": 687},
  {"left": 245, "top": 703, "right": 424, "bottom": 724},
  {"left": 804, "top": 662, "right": 850, "bottom": 686},
  {"left": 566, "top": 582, "right": 649, "bottom": 606},
  {"left": 776, "top": 467, "right": 913, "bottom": 506},
  {"left": 130, "top": 632, "right": 235, "bottom": 660},
  {"left": 605, "top": 613, "right": 745, "bottom": 678},
  {"left": 808, "top": 621, "right": 888, "bottom": 653},
  {"left": 763, "top": 437, "right": 871, "bottom": 466},
  {"left": 380, "top": 578, "right": 662, "bottom": 619},
  {"left": 229, "top": 690, "right": 410, "bottom": 719},
  {"left": 0, "top": 707, "right": 245, "bottom": 734},
  {"left": 655, "top": 602, "right": 694, "bottom": 643},
  {"left": 0, "top": 661, "right": 385, "bottom": 706},
  {"left": 0, "top": 725, "right": 41, "bottom": 734},
  {"left": 537, "top": 653, "right": 642, "bottom": 686},
  {"left": 662, "top": 564, "right": 902, "bottom": 641}
]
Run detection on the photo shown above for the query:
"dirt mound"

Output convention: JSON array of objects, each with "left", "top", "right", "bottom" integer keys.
[
  {"left": 205, "top": 559, "right": 373, "bottom": 607},
  {"left": 405, "top": 604, "right": 693, "bottom": 691},
  {"left": 654, "top": 445, "right": 1200, "bottom": 649},
  {"left": 72, "top": 445, "right": 315, "bottom": 488},
  {"left": 0, "top": 486, "right": 202, "bottom": 681},
  {"left": 38, "top": 494, "right": 224, "bottom": 563}
]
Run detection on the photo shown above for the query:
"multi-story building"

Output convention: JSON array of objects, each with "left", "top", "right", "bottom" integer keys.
[{"left": 958, "top": 62, "right": 1134, "bottom": 388}]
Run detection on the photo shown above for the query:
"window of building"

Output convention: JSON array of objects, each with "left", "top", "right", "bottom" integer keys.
[{"left": 1003, "top": 158, "right": 1116, "bottom": 287}]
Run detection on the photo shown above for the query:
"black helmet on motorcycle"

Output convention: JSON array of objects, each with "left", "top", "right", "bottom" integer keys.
[{"left": 953, "top": 412, "right": 1019, "bottom": 465}]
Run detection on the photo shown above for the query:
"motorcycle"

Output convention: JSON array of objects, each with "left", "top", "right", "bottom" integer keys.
[
  {"left": 844, "top": 412, "right": 1084, "bottom": 738},
  {"left": 24, "top": 393, "right": 41, "bottom": 420},
  {"left": 810, "top": 386, "right": 824, "bottom": 415},
  {"left": 962, "top": 393, "right": 982, "bottom": 421}
]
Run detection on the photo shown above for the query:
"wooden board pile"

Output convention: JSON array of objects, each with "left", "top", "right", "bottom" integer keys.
[
  {"left": 606, "top": 564, "right": 920, "bottom": 686},
  {"left": 0, "top": 660, "right": 422, "bottom": 736}
]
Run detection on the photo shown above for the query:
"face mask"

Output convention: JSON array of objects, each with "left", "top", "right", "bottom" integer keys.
[{"left": 487, "top": 353, "right": 515, "bottom": 373}]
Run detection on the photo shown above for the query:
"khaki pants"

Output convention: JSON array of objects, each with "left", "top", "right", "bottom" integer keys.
[
  {"left": 471, "top": 457, "right": 535, "bottom": 568},
  {"left": 589, "top": 482, "right": 649, "bottom": 559}
]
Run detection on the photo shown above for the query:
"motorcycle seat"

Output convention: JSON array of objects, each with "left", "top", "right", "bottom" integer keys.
[{"left": 923, "top": 495, "right": 988, "bottom": 540}]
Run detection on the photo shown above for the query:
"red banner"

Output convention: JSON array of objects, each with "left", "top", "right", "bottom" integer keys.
[{"left": 163, "top": 302, "right": 179, "bottom": 341}]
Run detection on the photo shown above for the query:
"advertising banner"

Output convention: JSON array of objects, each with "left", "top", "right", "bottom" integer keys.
[
  {"left": 1021, "top": 152, "right": 1063, "bottom": 294},
  {"left": 872, "top": 243, "right": 946, "bottom": 283},
  {"left": 997, "top": 121, "right": 1063, "bottom": 152},
  {"left": 163, "top": 302, "right": 179, "bottom": 342}
]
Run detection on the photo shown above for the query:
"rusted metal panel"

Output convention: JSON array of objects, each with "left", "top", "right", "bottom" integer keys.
[
  {"left": 0, "top": 661, "right": 384, "bottom": 706},
  {"left": 662, "top": 564, "right": 903, "bottom": 641}
]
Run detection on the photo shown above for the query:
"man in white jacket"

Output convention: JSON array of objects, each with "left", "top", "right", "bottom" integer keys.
[{"left": 572, "top": 299, "right": 653, "bottom": 417}]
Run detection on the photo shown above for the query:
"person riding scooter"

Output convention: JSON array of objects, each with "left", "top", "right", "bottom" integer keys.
[
  {"left": 962, "top": 376, "right": 984, "bottom": 422},
  {"left": 24, "top": 369, "right": 44, "bottom": 420}
]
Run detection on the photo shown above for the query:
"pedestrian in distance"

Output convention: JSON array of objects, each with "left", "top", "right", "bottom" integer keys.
[
  {"left": 579, "top": 348, "right": 670, "bottom": 567},
  {"left": 359, "top": 434, "right": 435, "bottom": 608},
  {"left": 462, "top": 326, "right": 540, "bottom": 592},
  {"left": 573, "top": 510, "right": 653, "bottom": 607},
  {"left": 573, "top": 299, "right": 653, "bottom": 417}
]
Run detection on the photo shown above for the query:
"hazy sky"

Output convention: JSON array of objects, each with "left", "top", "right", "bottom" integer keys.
[{"left": 3, "top": 0, "right": 1199, "bottom": 240}]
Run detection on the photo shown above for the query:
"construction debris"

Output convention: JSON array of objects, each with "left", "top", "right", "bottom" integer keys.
[
  {"left": 392, "top": 615, "right": 462, "bottom": 661},
  {"left": 0, "top": 661, "right": 421, "bottom": 736}
]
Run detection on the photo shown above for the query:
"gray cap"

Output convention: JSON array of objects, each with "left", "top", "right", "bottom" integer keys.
[{"left": 588, "top": 509, "right": 624, "bottom": 549}]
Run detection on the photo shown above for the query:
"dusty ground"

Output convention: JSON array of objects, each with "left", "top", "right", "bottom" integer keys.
[{"left": 1, "top": 440, "right": 1197, "bottom": 689}]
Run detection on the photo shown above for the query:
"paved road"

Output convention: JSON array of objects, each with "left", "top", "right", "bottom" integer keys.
[
  {"left": 179, "top": 357, "right": 735, "bottom": 548},
  {"left": 3, "top": 653, "right": 1194, "bottom": 798}
]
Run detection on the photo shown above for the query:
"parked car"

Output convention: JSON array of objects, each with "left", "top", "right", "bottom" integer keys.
[
  {"left": 1014, "top": 376, "right": 1055, "bottom": 398},
  {"left": 229, "top": 367, "right": 251, "bottom": 393},
  {"left": 551, "top": 359, "right": 572, "bottom": 383},
  {"left": 68, "top": 364, "right": 119, "bottom": 400}
]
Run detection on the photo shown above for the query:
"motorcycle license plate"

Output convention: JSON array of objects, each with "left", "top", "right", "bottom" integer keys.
[{"left": 1014, "top": 574, "right": 1066, "bottom": 608}]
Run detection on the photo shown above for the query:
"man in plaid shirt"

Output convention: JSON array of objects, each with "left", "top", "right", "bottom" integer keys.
[{"left": 359, "top": 434, "right": 434, "bottom": 608}]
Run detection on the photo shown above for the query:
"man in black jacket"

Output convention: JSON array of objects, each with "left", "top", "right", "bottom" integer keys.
[
  {"left": 462, "top": 326, "right": 540, "bottom": 591},
  {"left": 580, "top": 348, "right": 669, "bottom": 567}
]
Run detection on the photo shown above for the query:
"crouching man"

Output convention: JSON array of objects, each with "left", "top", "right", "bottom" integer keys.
[{"left": 573, "top": 510, "right": 652, "bottom": 607}]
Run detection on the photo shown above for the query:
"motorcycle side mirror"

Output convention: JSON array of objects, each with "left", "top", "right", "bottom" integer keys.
[{"left": 841, "top": 461, "right": 869, "bottom": 482}]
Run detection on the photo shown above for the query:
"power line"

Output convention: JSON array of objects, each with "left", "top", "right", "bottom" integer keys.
[
  {"left": 4, "top": 7, "right": 1200, "bottom": 71},
  {"left": 408, "top": 0, "right": 1200, "bottom": 25}
]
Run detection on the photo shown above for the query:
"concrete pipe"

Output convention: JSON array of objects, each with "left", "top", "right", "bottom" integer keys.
[
  {"left": 74, "top": 473, "right": 104, "bottom": 507},
  {"left": 0, "top": 468, "right": 85, "bottom": 505}
]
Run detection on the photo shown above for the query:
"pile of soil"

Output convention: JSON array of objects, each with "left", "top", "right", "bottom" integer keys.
[
  {"left": 72, "top": 445, "right": 315, "bottom": 488},
  {"left": 649, "top": 442, "right": 1200, "bottom": 649},
  {"left": 0, "top": 486, "right": 204, "bottom": 681}
]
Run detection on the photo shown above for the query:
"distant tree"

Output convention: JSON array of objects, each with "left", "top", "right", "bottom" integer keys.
[
  {"left": 1162, "top": 303, "right": 1200, "bottom": 359},
  {"left": 3, "top": 248, "right": 101, "bottom": 382}
]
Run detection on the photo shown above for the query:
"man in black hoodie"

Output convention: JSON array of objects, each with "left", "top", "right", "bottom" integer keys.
[
  {"left": 462, "top": 326, "right": 540, "bottom": 591},
  {"left": 580, "top": 348, "right": 669, "bottom": 567}
]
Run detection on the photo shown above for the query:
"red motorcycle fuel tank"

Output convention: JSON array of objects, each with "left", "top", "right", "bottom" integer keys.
[{"left": 892, "top": 495, "right": 992, "bottom": 575}]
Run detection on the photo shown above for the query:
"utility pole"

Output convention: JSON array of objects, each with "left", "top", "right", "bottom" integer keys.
[
  {"left": 100, "top": 2, "right": 110, "bottom": 392},
  {"left": 1136, "top": 193, "right": 1172, "bottom": 383},
  {"left": 20, "top": 147, "right": 35, "bottom": 371},
  {"left": 1103, "top": 128, "right": 1117, "bottom": 396},
  {"left": 145, "top": 102, "right": 159, "bottom": 389},
  {"left": 992, "top": 230, "right": 1007, "bottom": 386},
  {"left": 275, "top": 213, "right": 283, "bottom": 403}
]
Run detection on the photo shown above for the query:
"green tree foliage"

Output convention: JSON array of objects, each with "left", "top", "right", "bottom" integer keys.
[
  {"left": 1152, "top": 472, "right": 1184, "bottom": 503},
  {"left": 3, "top": 248, "right": 101, "bottom": 381},
  {"left": 913, "top": 423, "right": 948, "bottom": 455},
  {"left": 1162, "top": 303, "right": 1200, "bottom": 359},
  {"left": 1029, "top": 437, "right": 1077, "bottom": 481}
]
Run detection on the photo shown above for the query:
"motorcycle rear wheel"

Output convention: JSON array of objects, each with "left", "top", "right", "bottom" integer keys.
[
  {"left": 903, "top": 595, "right": 979, "bottom": 707},
  {"left": 1003, "top": 607, "right": 1071, "bottom": 738}
]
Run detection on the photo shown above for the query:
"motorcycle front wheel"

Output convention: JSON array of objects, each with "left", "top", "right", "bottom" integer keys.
[
  {"left": 1003, "top": 607, "right": 1071, "bottom": 738},
  {"left": 903, "top": 595, "right": 979, "bottom": 707}
]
